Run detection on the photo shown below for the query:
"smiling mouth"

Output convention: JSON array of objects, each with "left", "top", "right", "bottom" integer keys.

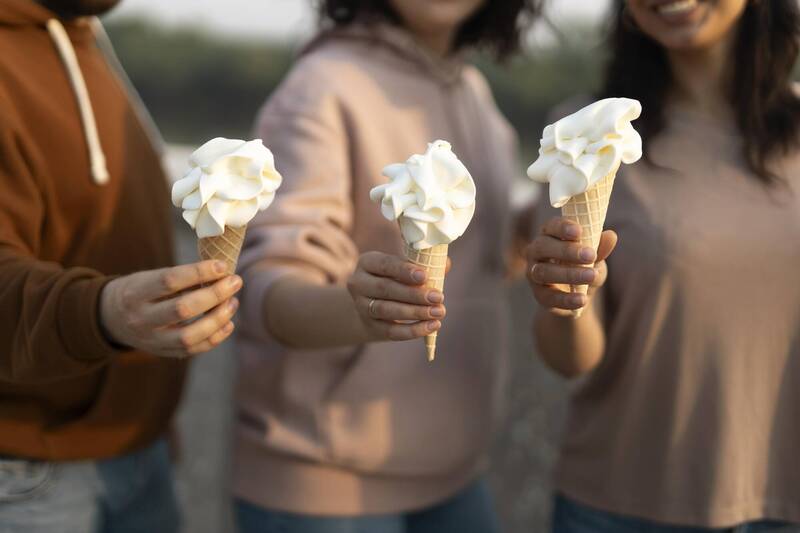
[{"left": 655, "top": 0, "right": 699, "bottom": 16}]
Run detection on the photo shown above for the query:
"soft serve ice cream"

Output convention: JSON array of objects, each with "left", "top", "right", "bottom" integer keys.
[
  {"left": 370, "top": 140, "right": 476, "bottom": 361},
  {"left": 172, "top": 137, "right": 283, "bottom": 238},
  {"left": 527, "top": 98, "right": 642, "bottom": 318},
  {"left": 527, "top": 98, "right": 642, "bottom": 207},
  {"left": 370, "top": 140, "right": 476, "bottom": 250}
]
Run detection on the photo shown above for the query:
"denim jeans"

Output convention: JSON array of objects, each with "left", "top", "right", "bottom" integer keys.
[
  {"left": 236, "top": 478, "right": 499, "bottom": 533},
  {"left": 552, "top": 494, "right": 800, "bottom": 533},
  {"left": 0, "top": 439, "right": 180, "bottom": 533}
]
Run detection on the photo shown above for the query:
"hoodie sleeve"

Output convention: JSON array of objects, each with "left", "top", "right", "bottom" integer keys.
[
  {"left": 0, "top": 98, "right": 119, "bottom": 385},
  {"left": 236, "top": 63, "right": 359, "bottom": 343}
]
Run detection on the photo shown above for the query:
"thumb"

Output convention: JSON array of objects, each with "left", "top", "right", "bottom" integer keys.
[{"left": 596, "top": 230, "right": 618, "bottom": 262}]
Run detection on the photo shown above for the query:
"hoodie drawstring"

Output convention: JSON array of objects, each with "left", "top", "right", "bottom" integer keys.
[{"left": 46, "top": 18, "right": 110, "bottom": 185}]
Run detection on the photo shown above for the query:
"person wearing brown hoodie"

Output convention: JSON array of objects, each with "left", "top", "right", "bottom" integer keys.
[
  {"left": 0, "top": 1, "right": 244, "bottom": 531},
  {"left": 233, "top": 1, "right": 538, "bottom": 532}
]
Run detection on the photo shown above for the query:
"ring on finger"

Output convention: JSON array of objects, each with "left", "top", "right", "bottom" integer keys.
[
  {"left": 368, "top": 298, "right": 378, "bottom": 317},
  {"left": 529, "top": 263, "right": 540, "bottom": 283}
]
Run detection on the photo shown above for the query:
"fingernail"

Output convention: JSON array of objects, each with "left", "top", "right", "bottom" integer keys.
[
  {"left": 427, "top": 321, "right": 441, "bottom": 332},
  {"left": 579, "top": 269, "right": 595, "bottom": 283},
  {"left": 579, "top": 248, "right": 595, "bottom": 263},
  {"left": 229, "top": 276, "right": 242, "bottom": 289},
  {"left": 430, "top": 306, "right": 445, "bottom": 318},
  {"left": 214, "top": 261, "right": 227, "bottom": 274},
  {"left": 564, "top": 224, "right": 580, "bottom": 239},
  {"left": 412, "top": 270, "right": 426, "bottom": 283},
  {"left": 224, "top": 322, "right": 235, "bottom": 333},
  {"left": 229, "top": 298, "right": 239, "bottom": 311},
  {"left": 427, "top": 291, "right": 444, "bottom": 304}
]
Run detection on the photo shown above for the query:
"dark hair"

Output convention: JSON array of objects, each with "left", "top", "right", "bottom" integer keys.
[
  {"left": 318, "top": 0, "right": 541, "bottom": 60},
  {"left": 602, "top": 0, "right": 800, "bottom": 183}
]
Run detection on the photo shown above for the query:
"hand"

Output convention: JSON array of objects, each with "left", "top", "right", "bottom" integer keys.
[
  {"left": 100, "top": 260, "right": 243, "bottom": 358},
  {"left": 526, "top": 217, "right": 618, "bottom": 316},
  {"left": 347, "top": 251, "right": 446, "bottom": 342}
]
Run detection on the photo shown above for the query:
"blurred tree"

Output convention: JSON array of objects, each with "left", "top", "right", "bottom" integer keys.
[{"left": 105, "top": 18, "right": 603, "bottom": 155}]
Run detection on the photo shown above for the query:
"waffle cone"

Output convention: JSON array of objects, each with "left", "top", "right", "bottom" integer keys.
[
  {"left": 560, "top": 171, "right": 616, "bottom": 318},
  {"left": 403, "top": 242, "right": 448, "bottom": 362},
  {"left": 198, "top": 226, "right": 246, "bottom": 276}
]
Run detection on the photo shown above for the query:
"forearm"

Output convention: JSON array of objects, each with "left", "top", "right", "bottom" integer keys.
[
  {"left": 265, "top": 277, "right": 369, "bottom": 349},
  {"left": 534, "top": 301, "right": 606, "bottom": 378},
  {"left": 0, "top": 255, "right": 116, "bottom": 384}
]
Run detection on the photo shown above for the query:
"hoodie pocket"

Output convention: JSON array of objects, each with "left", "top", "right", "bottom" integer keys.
[{"left": 318, "top": 299, "right": 508, "bottom": 477}]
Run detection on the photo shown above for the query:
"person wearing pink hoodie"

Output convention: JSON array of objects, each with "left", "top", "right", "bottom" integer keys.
[{"left": 233, "top": 1, "right": 539, "bottom": 532}]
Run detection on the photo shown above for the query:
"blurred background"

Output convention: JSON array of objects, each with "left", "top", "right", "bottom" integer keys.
[{"left": 102, "top": 1, "right": 611, "bottom": 531}]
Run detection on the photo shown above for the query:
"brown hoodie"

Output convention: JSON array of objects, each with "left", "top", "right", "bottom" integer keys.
[
  {"left": 234, "top": 23, "right": 518, "bottom": 515},
  {"left": 0, "top": 0, "right": 186, "bottom": 460}
]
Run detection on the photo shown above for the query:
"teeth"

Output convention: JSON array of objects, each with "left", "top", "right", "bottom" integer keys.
[{"left": 657, "top": 0, "right": 698, "bottom": 15}]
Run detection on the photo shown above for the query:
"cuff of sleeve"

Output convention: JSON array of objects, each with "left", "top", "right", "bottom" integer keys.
[
  {"left": 59, "top": 275, "right": 127, "bottom": 361},
  {"left": 240, "top": 265, "right": 327, "bottom": 344}
]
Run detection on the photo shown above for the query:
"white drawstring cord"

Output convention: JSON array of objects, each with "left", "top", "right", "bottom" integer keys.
[{"left": 46, "top": 18, "right": 110, "bottom": 185}]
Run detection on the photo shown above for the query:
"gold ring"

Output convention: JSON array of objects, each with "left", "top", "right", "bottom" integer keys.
[{"left": 368, "top": 298, "right": 378, "bottom": 317}]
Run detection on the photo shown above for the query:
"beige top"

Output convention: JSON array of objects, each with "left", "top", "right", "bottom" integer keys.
[
  {"left": 538, "top": 106, "right": 800, "bottom": 528},
  {"left": 233, "top": 23, "right": 518, "bottom": 515}
]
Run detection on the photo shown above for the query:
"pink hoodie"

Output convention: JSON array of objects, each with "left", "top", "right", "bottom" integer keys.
[{"left": 234, "top": 23, "right": 519, "bottom": 515}]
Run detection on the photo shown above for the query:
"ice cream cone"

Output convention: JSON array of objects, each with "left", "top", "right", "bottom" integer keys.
[
  {"left": 198, "top": 225, "right": 246, "bottom": 276},
  {"left": 403, "top": 242, "right": 449, "bottom": 361},
  {"left": 560, "top": 171, "right": 616, "bottom": 318}
]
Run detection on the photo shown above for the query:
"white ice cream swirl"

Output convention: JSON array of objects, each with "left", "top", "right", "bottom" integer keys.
[
  {"left": 369, "top": 140, "right": 476, "bottom": 250},
  {"left": 527, "top": 98, "right": 643, "bottom": 208},
  {"left": 172, "top": 138, "right": 283, "bottom": 238}
]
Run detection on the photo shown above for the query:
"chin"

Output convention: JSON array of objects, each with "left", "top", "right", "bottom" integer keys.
[{"left": 629, "top": 0, "right": 747, "bottom": 52}]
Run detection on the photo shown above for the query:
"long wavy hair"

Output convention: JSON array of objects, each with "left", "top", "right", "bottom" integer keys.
[
  {"left": 317, "top": 0, "right": 541, "bottom": 60},
  {"left": 603, "top": 0, "right": 800, "bottom": 182}
]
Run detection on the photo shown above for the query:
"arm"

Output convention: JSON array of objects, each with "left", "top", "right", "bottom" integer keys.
[
  {"left": 526, "top": 216, "right": 618, "bottom": 377},
  {"left": 0, "top": 115, "right": 240, "bottom": 384},
  {"left": 238, "top": 104, "right": 443, "bottom": 350}
]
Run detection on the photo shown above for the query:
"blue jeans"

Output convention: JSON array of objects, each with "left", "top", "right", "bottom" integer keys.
[
  {"left": 236, "top": 479, "right": 499, "bottom": 533},
  {"left": 0, "top": 439, "right": 180, "bottom": 533},
  {"left": 552, "top": 494, "right": 800, "bottom": 533}
]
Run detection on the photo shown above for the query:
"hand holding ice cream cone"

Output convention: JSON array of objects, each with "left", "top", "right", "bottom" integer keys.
[
  {"left": 172, "top": 137, "right": 283, "bottom": 274},
  {"left": 369, "top": 140, "right": 476, "bottom": 360},
  {"left": 527, "top": 98, "right": 642, "bottom": 317}
]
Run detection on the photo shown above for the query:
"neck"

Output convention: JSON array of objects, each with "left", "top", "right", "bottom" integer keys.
[
  {"left": 414, "top": 29, "right": 455, "bottom": 58},
  {"left": 666, "top": 34, "right": 737, "bottom": 123}
]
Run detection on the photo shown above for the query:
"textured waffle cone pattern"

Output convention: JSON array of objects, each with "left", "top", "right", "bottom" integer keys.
[
  {"left": 403, "top": 242, "right": 449, "bottom": 361},
  {"left": 560, "top": 172, "right": 616, "bottom": 317},
  {"left": 198, "top": 226, "right": 247, "bottom": 276}
]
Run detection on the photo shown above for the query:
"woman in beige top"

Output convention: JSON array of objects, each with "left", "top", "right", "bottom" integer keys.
[
  {"left": 233, "top": 1, "right": 538, "bottom": 532},
  {"left": 528, "top": 0, "right": 800, "bottom": 531}
]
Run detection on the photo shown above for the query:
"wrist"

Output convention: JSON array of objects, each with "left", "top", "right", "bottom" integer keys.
[{"left": 98, "top": 279, "right": 129, "bottom": 350}]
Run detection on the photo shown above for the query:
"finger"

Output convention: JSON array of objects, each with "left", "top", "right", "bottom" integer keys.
[
  {"left": 596, "top": 230, "right": 618, "bottom": 262},
  {"left": 445, "top": 258, "right": 452, "bottom": 274},
  {"left": 185, "top": 322, "right": 236, "bottom": 355},
  {"left": 590, "top": 261, "right": 608, "bottom": 289},
  {"left": 349, "top": 271, "right": 443, "bottom": 305},
  {"left": 359, "top": 251, "right": 427, "bottom": 285},
  {"left": 362, "top": 297, "right": 445, "bottom": 322},
  {"left": 528, "top": 235, "right": 596, "bottom": 265},
  {"left": 140, "top": 261, "right": 230, "bottom": 300},
  {"left": 177, "top": 298, "right": 239, "bottom": 349},
  {"left": 146, "top": 275, "right": 243, "bottom": 326},
  {"left": 541, "top": 217, "right": 582, "bottom": 241},
  {"left": 371, "top": 319, "right": 441, "bottom": 341},
  {"left": 531, "top": 284, "right": 587, "bottom": 310},
  {"left": 528, "top": 262, "right": 596, "bottom": 287}
]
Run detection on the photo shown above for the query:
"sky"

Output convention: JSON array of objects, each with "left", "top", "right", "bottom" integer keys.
[{"left": 109, "top": 0, "right": 612, "bottom": 42}]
